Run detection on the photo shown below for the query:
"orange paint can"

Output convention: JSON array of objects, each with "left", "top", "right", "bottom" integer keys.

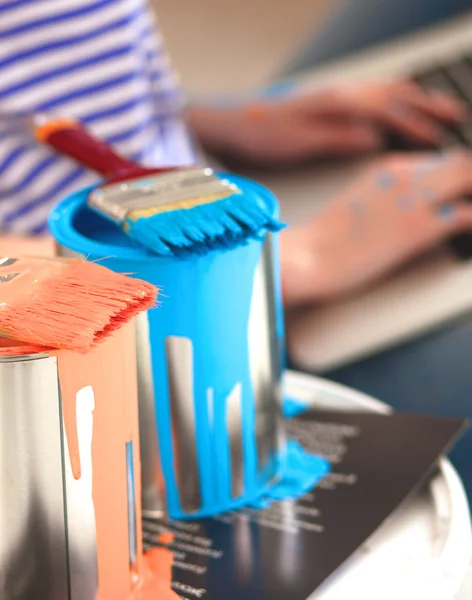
[{"left": 0, "top": 326, "right": 175, "bottom": 600}]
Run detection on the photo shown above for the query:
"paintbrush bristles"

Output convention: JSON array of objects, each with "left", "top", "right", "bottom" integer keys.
[
  {"left": 126, "top": 193, "right": 284, "bottom": 257},
  {"left": 0, "top": 260, "right": 157, "bottom": 352}
]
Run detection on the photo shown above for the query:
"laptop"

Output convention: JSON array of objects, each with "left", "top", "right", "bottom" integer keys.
[{"left": 233, "top": 11, "right": 472, "bottom": 373}]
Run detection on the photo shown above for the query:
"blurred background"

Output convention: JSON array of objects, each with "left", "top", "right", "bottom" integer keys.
[
  {"left": 151, "top": 0, "right": 471, "bottom": 95},
  {"left": 151, "top": 0, "right": 330, "bottom": 95}
]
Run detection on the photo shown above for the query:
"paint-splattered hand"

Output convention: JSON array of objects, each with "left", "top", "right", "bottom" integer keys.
[
  {"left": 186, "top": 79, "right": 465, "bottom": 165},
  {"left": 280, "top": 150, "right": 472, "bottom": 307}
]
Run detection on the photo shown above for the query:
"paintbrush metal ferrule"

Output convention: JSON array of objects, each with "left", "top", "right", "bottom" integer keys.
[
  {"left": 0, "top": 272, "right": 20, "bottom": 284},
  {"left": 0, "top": 258, "right": 21, "bottom": 284},
  {"left": 88, "top": 167, "right": 241, "bottom": 224},
  {"left": 0, "top": 258, "right": 19, "bottom": 267},
  {"left": 0, "top": 255, "right": 76, "bottom": 265}
]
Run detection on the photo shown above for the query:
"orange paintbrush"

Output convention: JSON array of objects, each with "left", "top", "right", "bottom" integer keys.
[{"left": 0, "top": 256, "right": 157, "bottom": 352}]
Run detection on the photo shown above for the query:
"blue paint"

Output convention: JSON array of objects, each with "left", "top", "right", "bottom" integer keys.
[
  {"left": 259, "top": 80, "right": 298, "bottom": 101},
  {"left": 376, "top": 171, "right": 395, "bottom": 190},
  {"left": 50, "top": 175, "right": 276, "bottom": 517},
  {"left": 257, "top": 398, "right": 329, "bottom": 509},
  {"left": 125, "top": 176, "right": 284, "bottom": 257},
  {"left": 49, "top": 174, "right": 328, "bottom": 519},
  {"left": 250, "top": 440, "right": 330, "bottom": 509},
  {"left": 437, "top": 203, "right": 456, "bottom": 221},
  {"left": 283, "top": 397, "right": 309, "bottom": 418}
]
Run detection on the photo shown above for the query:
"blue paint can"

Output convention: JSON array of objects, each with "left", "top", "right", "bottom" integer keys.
[{"left": 49, "top": 174, "right": 286, "bottom": 520}]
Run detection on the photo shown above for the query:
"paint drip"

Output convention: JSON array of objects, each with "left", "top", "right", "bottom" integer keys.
[
  {"left": 250, "top": 440, "right": 330, "bottom": 509},
  {"left": 130, "top": 547, "right": 177, "bottom": 600},
  {"left": 57, "top": 327, "right": 178, "bottom": 600},
  {"left": 283, "top": 397, "right": 310, "bottom": 419},
  {"left": 56, "top": 326, "right": 146, "bottom": 600}
]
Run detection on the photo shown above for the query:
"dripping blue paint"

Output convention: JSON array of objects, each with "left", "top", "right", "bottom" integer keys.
[{"left": 49, "top": 174, "right": 330, "bottom": 520}]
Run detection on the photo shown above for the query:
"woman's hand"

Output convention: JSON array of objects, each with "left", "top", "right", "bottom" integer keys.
[
  {"left": 280, "top": 150, "right": 472, "bottom": 307},
  {"left": 186, "top": 80, "right": 466, "bottom": 165}
]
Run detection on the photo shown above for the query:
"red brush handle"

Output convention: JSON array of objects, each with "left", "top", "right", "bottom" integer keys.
[{"left": 35, "top": 118, "right": 171, "bottom": 181}]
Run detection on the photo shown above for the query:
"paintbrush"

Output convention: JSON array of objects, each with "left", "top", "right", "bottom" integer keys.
[
  {"left": 0, "top": 256, "right": 157, "bottom": 352},
  {"left": 34, "top": 117, "right": 283, "bottom": 256}
]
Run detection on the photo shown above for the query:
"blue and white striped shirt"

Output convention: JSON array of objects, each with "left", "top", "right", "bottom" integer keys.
[{"left": 0, "top": 0, "right": 196, "bottom": 234}]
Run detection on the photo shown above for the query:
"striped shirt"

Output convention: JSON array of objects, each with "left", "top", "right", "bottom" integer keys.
[{"left": 0, "top": 0, "right": 196, "bottom": 235}]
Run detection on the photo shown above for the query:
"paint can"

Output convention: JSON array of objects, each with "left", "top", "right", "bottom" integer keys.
[
  {"left": 49, "top": 173, "right": 286, "bottom": 520},
  {"left": 0, "top": 324, "right": 145, "bottom": 600}
]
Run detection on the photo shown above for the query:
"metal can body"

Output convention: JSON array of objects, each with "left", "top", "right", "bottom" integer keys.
[
  {"left": 0, "top": 323, "right": 142, "bottom": 600},
  {"left": 0, "top": 352, "right": 69, "bottom": 600},
  {"left": 50, "top": 173, "right": 286, "bottom": 519}
]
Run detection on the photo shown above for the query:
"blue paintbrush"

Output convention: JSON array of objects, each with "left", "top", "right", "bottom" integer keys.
[{"left": 37, "top": 118, "right": 283, "bottom": 256}]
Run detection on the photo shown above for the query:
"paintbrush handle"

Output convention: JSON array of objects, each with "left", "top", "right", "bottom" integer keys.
[{"left": 35, "top": 118, "right": 167, "bottom": 179}]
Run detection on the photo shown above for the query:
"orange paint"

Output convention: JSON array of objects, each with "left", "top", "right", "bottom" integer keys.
[
  {"left": 35, "top": 117, "right": 79, "bottom": 143},
  {"left": 58, "top": 324, "right": 176, "bottom": 600},
  {"left": 57, "top": 350, "right": 84, "bottom": 480},
  {"left": 56, "top": 324, "right": 141, "bottom": 598},
  {"left": 243, "top": 103, "right": 270, "bottom": 123},
  {"left": 130, "top": 548, "right": 178, "bottom": 600},
  {"left": 157, "top": 532, "right": 174, "bottom": 545},
  {"left": 0, "top": 256, "right": 157, "bottom": 352},
  {"left": 1, "top": 330, "right": 176, "bottom": 600},
  {"left": 1, "top": 237, "right": 173, "bottom": 600}
]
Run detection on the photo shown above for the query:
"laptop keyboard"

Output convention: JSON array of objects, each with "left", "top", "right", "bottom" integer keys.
[
  {"left": 415, "top": 60, "right": 472, "bottom": 149},
  {"left": 389, "top": 56, "right": 472, "bottom": 260}
]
